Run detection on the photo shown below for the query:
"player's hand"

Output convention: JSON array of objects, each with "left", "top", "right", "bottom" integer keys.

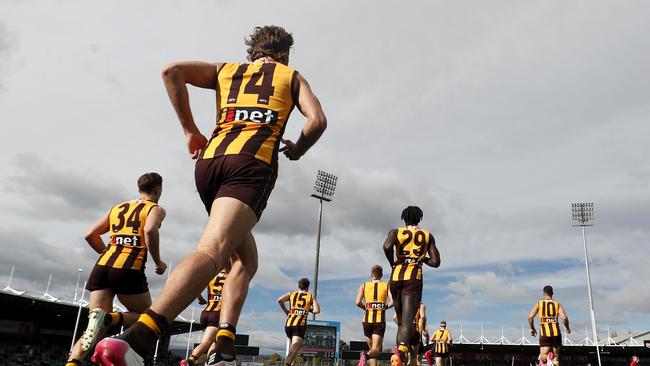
[
  {"left": 186, "top": 132, "right": 208, "bottom": 159},
  {"left": 566, "top": 328, "right": 571, "bottom": 334},
  {"left": 530, "top": 328, "right": 537, "bottom": 336},
  {"left": 198, "top": 297, "right": 207, "bottom": 305},
  {"left": 155, "top": 261, "right": 168, "bottom": 275},
  {"left": 280, "top": 139, "right": 301, "bottom": 161}
]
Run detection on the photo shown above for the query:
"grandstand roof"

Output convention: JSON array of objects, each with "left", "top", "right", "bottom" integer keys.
[{"left": 0, "top": 288, "right": 192, "bottom": 336}]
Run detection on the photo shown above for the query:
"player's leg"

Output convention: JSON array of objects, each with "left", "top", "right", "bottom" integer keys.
[
  {"left": 117, "top": 292, "right": 153, "bottom": 326},
  {"left": 369, "top": 334, "right": 383, "bottom": 366},
  {"left": 539, "top": 346, "right": 551, "bottom": 365},
  {"left": 397, "top": 294, "right": 418, "bottom": 361},
  {"left": 410, "top": 343, "right": 419, "bottom": 366},
  {"left": 93, "top": 197, "right": 258, "bottom": 365},
  {"left": 66, "top": 289, "right": 114, "bottom": 365},
  {"left": 286, "top": 335, "right": 304, "bottom": 366},
  {"left": 152, "top": 197, "right": 257, "bottom": 319},
  {"left": 390, "top": 284, "right": 404, "bottom": 366},
  {"left": 435, "top": 356, "right": 442, "bottom": 366},
  {"left": 184, "top": 325, "right": 218, "bottom": 365},
  {"left": 210, "top": 233, "right": 258, "bottom": 360},
  {"left": 552, "top": 345, "right": 561, "bottom": 366}
]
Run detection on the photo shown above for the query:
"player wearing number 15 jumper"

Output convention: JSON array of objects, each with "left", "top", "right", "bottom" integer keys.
[
  {"left": 94, "top": 25, "right": 327, "bottom": 366},
  {"left": 384, "top": 206, "right": 440, "bottom": 366},
  {"left": 278, "top": 278, "right": 321, "bottom": 366},
  {"left": 65, "top": 173, "right": 167, "bottom": 366}
]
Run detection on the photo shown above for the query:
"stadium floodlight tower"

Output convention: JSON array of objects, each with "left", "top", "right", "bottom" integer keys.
[
  {"left": 310, "top": 170, "right": 337, "bottom": 320},
  {"left": 571, "top": 202, "right": 601, "bottom": 366}
]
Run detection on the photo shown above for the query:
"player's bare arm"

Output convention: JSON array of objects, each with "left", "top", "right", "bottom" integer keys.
[
  {"left": 559, "top": 304, "right": 571, "bottom": 333},
  {"left": 425, "top": 233, "right": 440, "bottom": 268},
  {"left": 528, "top": 302, "right": 539, "bottom": 336},
  {"left": 277, "top": 292, "right": 291, "bottom": 315},
  {"left": 355, "top": 284, "right": 366, "bottom": 310},
  {"left": 312, "top": 296, "right": 321, "bottom": 314},
  {"left": 144, "top": 206, "right": 167, "bottom": 275},
  {"left": 161, "top": 61, "right": 223, "bottom": 159},
  {"left": 84, "top": 212, "right": 110, "bottom": 254},
  {"left": 281, "top": 73, "right": 327, "bottom": 160},
  {"left": 387, "top": 290, "right": 395, "bottom": 309},
  {"left": 197, "top": 293, "right": 207, "bottom": 306},
  {"left": 383, "top": 229, "right": 398, "bottom": 267}
]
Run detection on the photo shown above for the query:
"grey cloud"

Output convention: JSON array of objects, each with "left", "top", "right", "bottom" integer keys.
[{"left": 3, "top": 154, "right": 127, "bottom": 221}]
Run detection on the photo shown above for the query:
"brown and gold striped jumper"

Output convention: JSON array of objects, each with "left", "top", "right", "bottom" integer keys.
[
  {"left": 202, "top": 60, "right": 297, "bottom": 166},
  {"left": 363, "top": 280, "right": 389, "bottom": 323},
  {"left": 96, "top": 199, "right": 158, "bottom": 271},
  {"left": 285, "top": 290, "right": 313, "bottom": 327},
  {"left": 391, "top": 226, "right": 431, "bottom": 282}
]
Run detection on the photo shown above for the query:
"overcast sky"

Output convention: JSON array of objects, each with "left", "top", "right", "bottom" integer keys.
[{"left": 1, "top": 0, "right": 649, "bottom": 354}]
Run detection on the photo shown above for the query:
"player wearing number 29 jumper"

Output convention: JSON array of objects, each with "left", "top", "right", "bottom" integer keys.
[
  {"left": 384, "top": 206, "right": 440, "bottom": 366},
  {"left": 278, "top": 278, "right": 321, "bottom": 366},
  {"left": 93, "top": 25, "right": 327, "bottom": 366},
  {"left": 64, "top": 173, "right": 167, "bottom": 366}
]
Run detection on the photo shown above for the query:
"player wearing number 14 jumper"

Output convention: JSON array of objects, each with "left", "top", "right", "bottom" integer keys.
[
  {"left": 384, "top": 206, "right": 440, "bottom": 366},
  {"left": 65, "top": 173, "right": 167, "bottom": 366},
  {"left": 94, "top": 25, "right": 327, "bottom": 366}
]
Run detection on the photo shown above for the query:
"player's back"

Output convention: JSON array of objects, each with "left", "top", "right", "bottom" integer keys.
[
  {"left": 363, "top": 280, "right": 388, "bottom": 323},
  {"left": 391, "top": 226, "right": 431, "bottom": 282},
  {"left": 434, "top": 328, "right": 450, "bottom": 353},
  {"left": 202, "top": 60, "right": 297, "bottom": 166},
  {"left": 537, "top": 299, "right": 561, "bottom": 337},
  {"left": 96, "top": 198, "right": 158, "bottom": 271},
  {"left": 285, "top": 290, "right": 313, "bottom": 327}
]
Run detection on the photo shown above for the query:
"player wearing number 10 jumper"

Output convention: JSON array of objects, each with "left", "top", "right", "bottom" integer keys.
[{"left": 93, "top": 25, "right": 327, "bottom": 366}]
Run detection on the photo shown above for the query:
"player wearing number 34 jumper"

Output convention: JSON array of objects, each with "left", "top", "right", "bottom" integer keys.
[{"left": 65, "top": 173, "right": 167, "bottom": 366}]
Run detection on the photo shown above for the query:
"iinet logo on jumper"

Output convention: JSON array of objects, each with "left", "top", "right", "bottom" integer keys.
[{"left": 220, "top": 106, "right": 279, "bottom": 124}]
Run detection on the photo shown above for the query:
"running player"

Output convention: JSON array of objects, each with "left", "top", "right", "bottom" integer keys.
[
  {"left": 425, "top": 321, "right": 452, "bottom": 366},
  {"left": 94, "top": 25, "right": 327, "bottom": 366},
  {"left": 384, "top": 206, "right": 440, "bottom": 366},
  {"left": 355, "top": 265, "right": 393, "bottom": 366},
  {"left": 65, "top": 173, "right": 167, "bottom": 366},
  {"left": 528, "top": 285, "right": 570, "bottom": 366},
  {"left": 409, "top": 303, "right": 428, "bottom": 366},
  {"left": 180, "top": 264, "right": 230, "bottom": 366},
  {"left": 278, "top": 278, "right": 320, "bottom": 366}
]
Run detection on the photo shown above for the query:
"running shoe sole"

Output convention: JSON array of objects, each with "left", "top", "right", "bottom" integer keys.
[{"left": 81, "top": 308, "right": 106, "bottom": 351}]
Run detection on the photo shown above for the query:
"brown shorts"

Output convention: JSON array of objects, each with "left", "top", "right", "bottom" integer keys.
[
  {"left": 285, "top": 325, "right": 307, "bottom": 339},
  {"left": 85, "top": 264, "right": 148, "bottom": 295},
  {"left": 200, "top": 310, "right": 221, "bottom": 330},
  {"left": 390, "top": 279, "right": 423, "bottom": 302},
  {"left": 195, "top": 155, "right": 277, "bottom": 220},
  {"left": 362, "top": 322, "right": 386, "bottom": 338},
  {"left": 435, "top": 353, "right": 449, "bottom": 359},
  {"left": 539, "top": 335, "right": 562, "bottom": 347}
]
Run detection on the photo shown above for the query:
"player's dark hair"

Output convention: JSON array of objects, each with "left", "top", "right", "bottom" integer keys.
[
  {"left": 401, "top": 206, "right": 423, "bottom": 225},
  {"left": 298, "top": 277, "right": 310, "bottom": 290},
  {"left": 245, "top": 26, "right": 294, "bottom": 65},
  {"left": 370, "top": 265, "right": 383, "bottom": 279},
  {"left": 138, "top": 172, "right": 163, "bottom": 194},
  {"left": 543, "top": 285, "right": 554, "bottom": 296}
]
